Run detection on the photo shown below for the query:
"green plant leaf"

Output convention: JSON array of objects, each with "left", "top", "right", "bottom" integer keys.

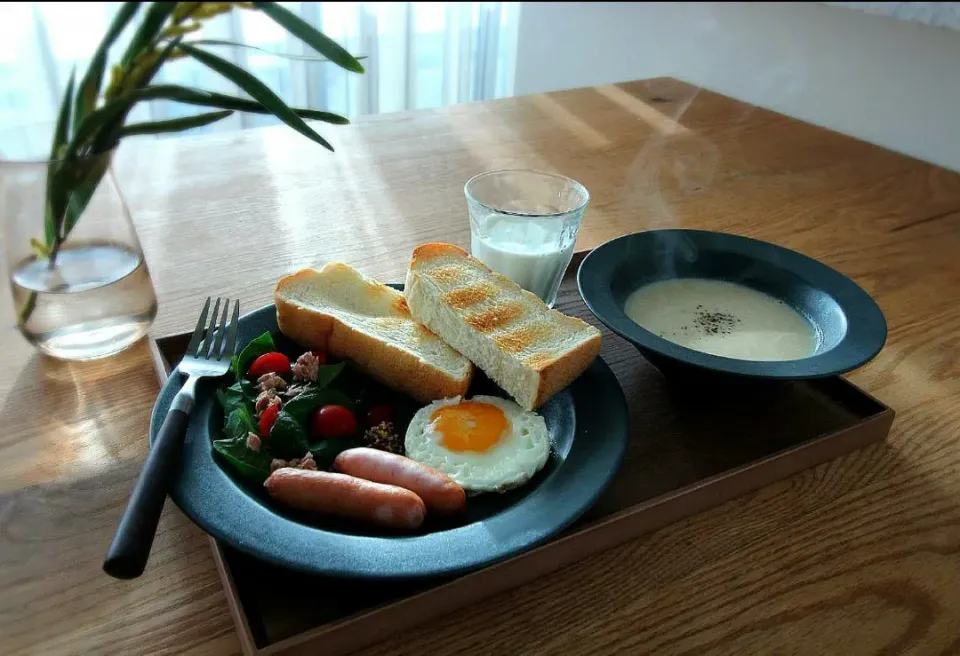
[
  {"left": 266, "top": 413, "right": 310, "bottom": 459},
  {"left": 121, "top": 2, "right": 177, "bottom": 67},
  {"left": 218, "top": 385, "right": 253, "bottom": 417},
  {"left": 99, "top": 82, "right": 347, "bottom": 123},
  {"left": 235, "top": 331, "right": 277, "bottom": 380},
  {"left": 74, "top": 2, "right": 141, "bottom": 132},
  {"left": 30, "top": 239, "right": 51, "bottom": 258},
  {"left": 93, "top": 37, "right": 185, "bottom": 152},
  {"left": 213, "top": 433, "right": 271, "bottom": 483},
  {"left": 43, "top": 198, "right": 57, "bottom": 247},
  {"left": 269, "top": 387, "right": 355, "bottom": 459},
  {"left": 283, "top": 387, "right": 356, "bottom": 421},
  {"left": 307, "top": 437, "right": 360, "bottom": 466},
  {"left": 52, "top": 70, "right": 76, "bottom": 156},
  {"left": 45, "top": 70, "right": 76, "bottom": 247},
  {"left": 118, "top": 109, "right": 234, "bottom": 137},
  {"left": 53, "top": 83, "right": 76, "bottom": 153},
  {"left": 52, "top": 148, "right": 112, "bottom": 237},
  {"left": 165, "top": 85, "right": 349, "bottom": 124},
  {"left": 232, "top": 378, "right": 258, "bottom": 400},
  {"left": 71, "top": 82, "right": 199, "bottom": 153},
  {"left": 228, "top": 379, "right": 259, "bottom": 401},
  {"left": 224, "top": 405, "right": 259, "bottom": 439},
  {"left": 185, "top": 38, "right": 368, "bottom": 63},
  {"left": 253, "top": 2, "right": 364, "bottom": 74},
  {"left": 202, "top": 94, "right": 349, "bottom": 124},
  {"left": 46, "top": 181, "right": 71, "bottom": 243},
  {"left": 315, "top": 361, "right": 346, "bottom": 388},
  {"left": 74, "top": 61, "right": 107, "bottom": 137},
  {"left": 76, "top": 79, "right": 347, "bottom": 154},
  {"left": 172, "top": 1, "right": 202, "bottom": 24},
  {"left": 63, "top": 184, "right": 97, "bottom": 236},
  {"left": 138, "top": 35, "right": 183, "bottom": 87},
  {"left": 177, "top": 42, "right": 334, "bottom": 150},
  {"left": 71, "top": 98, "right": 137, "bottom": 153}
]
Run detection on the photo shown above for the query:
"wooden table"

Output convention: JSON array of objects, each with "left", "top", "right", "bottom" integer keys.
[{"left": 2, "top": 77, "right": 959, "bottom": 655}]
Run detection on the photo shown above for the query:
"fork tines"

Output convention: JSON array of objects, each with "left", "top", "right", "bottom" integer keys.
[{"left": 185, "top": 297, "right": 241, "bottom": 360}]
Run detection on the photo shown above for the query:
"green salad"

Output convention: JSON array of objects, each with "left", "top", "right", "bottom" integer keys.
[{"left": 214, "top": 331, "right": 408, "bottom": 484}]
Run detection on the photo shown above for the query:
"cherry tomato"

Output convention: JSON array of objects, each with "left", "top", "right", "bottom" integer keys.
[
  {"left": 310, "top": 405, "right": 358, "bottom": 440},
  {"left": 311, "top": 350, "right": 328, "bottom": 365},
  {"left": 259, "top": 403, "right": 281, "bottom": 436},
  {"left": 248, "top": 352, "right": 290, "bottom": 378},
  {"left": 366, "top": 404, "right": 394, "bottom": 427}
]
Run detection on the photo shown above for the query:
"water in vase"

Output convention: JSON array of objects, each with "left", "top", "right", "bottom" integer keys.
[{"left": 11, "top": 241, "right": 158, "bottom": 360}]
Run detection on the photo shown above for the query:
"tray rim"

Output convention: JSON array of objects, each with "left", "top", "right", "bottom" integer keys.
[{"left": 146, "top": 265, "right": 895, "bottom": 655}]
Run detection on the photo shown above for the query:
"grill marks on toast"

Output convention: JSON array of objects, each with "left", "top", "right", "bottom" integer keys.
[
  {"left": 465, "top": 302, "right": 525, "bottom": 332},
  {"left": 429, "top": 266, "right": 463, "bottom": 285},
  {"left": 424, "top": 259, "right": 567, "bottom": 372},
  {"left": 524, "top": 351, "right": 559, "bottom": 369},
  {"left": 407, "top": 243, "right": 603, "bottom": 408},
  {"left": 493, "top": 323, "right": 557, "bottom": 354},
  {"left": 444, "top": 284, "right": 496, "bottom": 309}
]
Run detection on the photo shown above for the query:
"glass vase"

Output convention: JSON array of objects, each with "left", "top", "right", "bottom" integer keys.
[{"left": 1, "top": 155, "right": 158, "bottom": 361}]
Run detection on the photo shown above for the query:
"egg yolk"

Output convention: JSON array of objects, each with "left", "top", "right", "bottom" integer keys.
[{"left": 431, "top": 402, "right": 508, "bottom": 453}]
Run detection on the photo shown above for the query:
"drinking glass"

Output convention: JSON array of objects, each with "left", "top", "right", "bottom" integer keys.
[{"left": 465, "top": 169, "right": 590, "bottom": 308}]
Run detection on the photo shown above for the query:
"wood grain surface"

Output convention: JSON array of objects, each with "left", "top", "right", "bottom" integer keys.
[{"left": 2, "top": 77, "right": 959, "bottom": 655}]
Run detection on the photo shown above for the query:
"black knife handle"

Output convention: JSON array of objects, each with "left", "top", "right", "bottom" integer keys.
[{"left": 103, "top": 408, "right": 189, "bottom": 580}]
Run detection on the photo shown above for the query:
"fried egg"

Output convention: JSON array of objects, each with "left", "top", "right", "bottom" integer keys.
[{"left": 404, "top": 395, "right": 550, "bottom": 494}]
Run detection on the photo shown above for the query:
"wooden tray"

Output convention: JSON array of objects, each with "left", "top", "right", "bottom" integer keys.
[{"left": 147, "top": 251, "right": 894, "bottom": 656}]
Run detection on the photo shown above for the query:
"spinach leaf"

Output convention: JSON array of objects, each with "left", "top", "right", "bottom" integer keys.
[
  {"left": 214, "top": 391, "right": 271, "bottom": 483},
  {"left": 232, "top": 378, "right": 258, "bottom": 400},
  {"left": 233, "top": 331, "right": 277, "bottom": 379},
  {"left": 268, "top": 413, "right": 310, "bottom": 459},
  {"left": 223, "top": 405, "right": 258, "bottom": 440},
  {"left": 268, "top": 387, "right": 356, "bottom": 459},
  {"left": 284, "top": 385, "right": 355, "bottom": 419},
  {"left": 217, "top": 385, "right": 249, "bottom": 417},
  {"left": 315, "top": 361, "right": 346, "bottom": 388},
  {"left": 307, "top": 437, "right": 361, "bottom": 465},
  {"left": 213, "top": 435, "right": 271, "bottom": 483}
]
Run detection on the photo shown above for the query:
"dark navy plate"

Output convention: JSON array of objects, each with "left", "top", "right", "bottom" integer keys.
[
  {"left": 578, "top": 229, "right": 887, "bottom": 380},
  {"left": 151, "top": 297, "right": 629, "bottom": 580}
]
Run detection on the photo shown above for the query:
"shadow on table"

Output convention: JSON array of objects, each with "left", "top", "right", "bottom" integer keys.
[{"left": 0, "top": 338, "right": 158, "bottom": 491}]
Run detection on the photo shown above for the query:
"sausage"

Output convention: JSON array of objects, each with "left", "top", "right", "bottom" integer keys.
[
  {"left": 264, "top": 468, "right": 426, "bottom": 530},
  {"left": 334, "top": 447, "right": 466, "bottom": 515}
]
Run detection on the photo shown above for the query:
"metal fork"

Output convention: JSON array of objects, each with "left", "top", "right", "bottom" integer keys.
[{"left": 104, "top": 297, "right": 240, "bottom": 580}]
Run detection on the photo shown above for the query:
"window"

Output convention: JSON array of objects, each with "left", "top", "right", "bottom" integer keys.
[{"left": 0, "top": 2, "right": 519, "bottom": 159}]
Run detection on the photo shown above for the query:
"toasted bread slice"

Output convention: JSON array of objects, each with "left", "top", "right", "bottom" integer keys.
[
  {"left": 404, "top": 243, "right": 602, "bottom": 410},
  {"left": 275, "top": 263, "right": 473, "bottom": 403}
]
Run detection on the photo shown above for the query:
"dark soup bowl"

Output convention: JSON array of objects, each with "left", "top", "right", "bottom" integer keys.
[{"left": 577, "top": 230, "right": 887, "bottom": 385}]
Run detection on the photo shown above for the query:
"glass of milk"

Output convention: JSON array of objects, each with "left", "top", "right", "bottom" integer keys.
[{"left": 465, "top": 169, "right": 590, "bottom": 308}]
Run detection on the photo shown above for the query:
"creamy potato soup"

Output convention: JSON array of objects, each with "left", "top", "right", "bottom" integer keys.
[{"left": 624, "top": 278, "right": 819, "bottom": 361}]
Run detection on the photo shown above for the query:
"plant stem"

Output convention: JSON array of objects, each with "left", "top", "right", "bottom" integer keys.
[
  {"left": 18, "top": 292, "right": 38, "bottom": 328},
  {"left": 47, "top": 239, "right": 63, "bottom": 268},
  {"left": 18, "top": 236, "right": 63, "bottom": 328}
]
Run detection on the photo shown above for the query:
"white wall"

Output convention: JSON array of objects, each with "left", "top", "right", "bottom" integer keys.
[
  {"left": 826, "top": 2, "right": 960, "bottom": 31},
  {"left": 514, "top": 2, "right": 960, "bottom": 172}
]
